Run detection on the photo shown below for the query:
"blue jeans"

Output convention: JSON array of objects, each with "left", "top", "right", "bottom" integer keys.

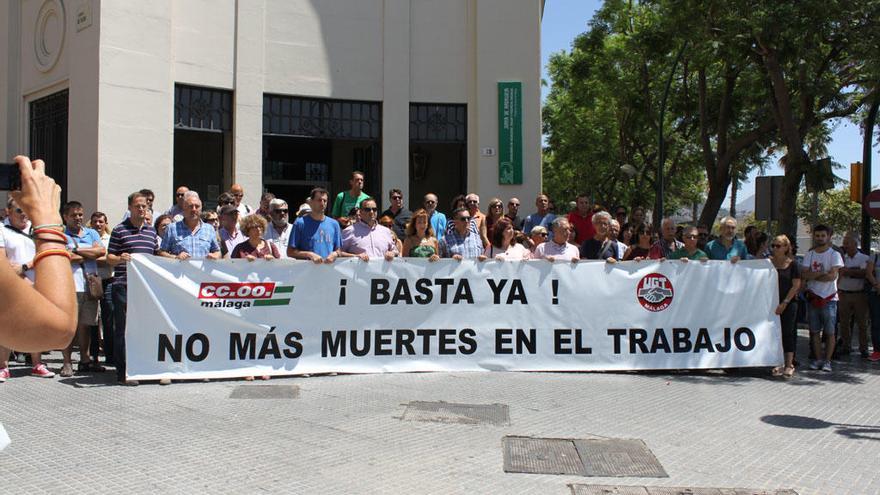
[
  {"left": 868, "top": 293, "right": 880, "bottom": 352},
  {"left": 807, "top": 300, "right": 838, "bottom": 336},
  {"left": 101, "top": 279, "right": 115, "bottom": 364},
  {"left": 111, "top": 283, "right": 128, "bottom": 381}
]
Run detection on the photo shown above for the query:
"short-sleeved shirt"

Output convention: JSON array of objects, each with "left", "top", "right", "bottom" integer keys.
[
  {"left": 381, "top": 207, "right": 412, "bottom": 239},
  {"left": 331, "top": 191, "right": 370, "bottom": 218},
  {"left": 65, "top": 226, "right": 102, "bottom": 293},
  {"left": 3, "top": 224, "right": 36, "bottom": 282},
  {"left": 580, "top": 238, "right": 620, "bottom": 260},
  {"left": 439, "top": 229, "right": 483, "bottom": 258},
  {"left": 429, "top": 210, "right": 447, "bottom": 239},
  {"left": 108, "top": 219, "right": 159, "bottom": 284},
  {"left": 264, "top": 222, "right": 292, "bottom": 259},
  {"left": 485, "top": 242, "right": 531, "bottom": 260},
  {"left": 161, "top": 220, "right": 220, "bottom": 259},
  {"left": 705, "top": 238, "right": 749, "bottom": 260},
  {"left": 567, "top": 211, "right": 596, "bottom": 245},
  {"left": 342, "top": 221, "right": 399, "bottom": 258},
  {"left": 776, "top": 261, "right": 801, "bottom": 302},
  {"left": 506, "top": 214, "right": 525, "bottom": 231},
  {"left": 533, "top": 241, "right": 580, "bottom": 260},
  {"left": 668, "top": 247, "right": 708, "bottom": 260},
  {"left": 801, "top": 248, "right": 844, "bottom": 299},
  {"left": 288, "top": 215, "right": 342, "bottom": 259},
  {"left": 523, "top": 213, "right": 556, "bottom": 235},
  {"left": 839, "top": 251, "right": 870, "bottom": 291},
  {"left": 219, "top": 227, "right": 245, "bottom": 257}
]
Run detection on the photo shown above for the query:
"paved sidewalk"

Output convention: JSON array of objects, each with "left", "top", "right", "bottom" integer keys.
[{"left": 1, "top": 333, "right": 878, "bottom": 495}]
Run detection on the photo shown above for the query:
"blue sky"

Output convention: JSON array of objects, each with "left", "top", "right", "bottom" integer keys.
[{"left": 541, "top": 0, "right": 880, "bottom": 205}]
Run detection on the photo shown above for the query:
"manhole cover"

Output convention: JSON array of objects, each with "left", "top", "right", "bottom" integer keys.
[
  {"left": 229, "top": 385, "right": 299, "bottom": 399},
  {"left": 574, "top": 439, "right": 667, "bottom": 478},
  {"left": 569, "top": 483, "right": 649, "bottom": 494},
  {"left": 402, "top": 401, "right": 510, "bottom": 426},
  {"left": 568, "top": 485, "right": 798, "bottom": 495},
  {"left": 503, "top": 436, "right": 585, "bottom": 475}
]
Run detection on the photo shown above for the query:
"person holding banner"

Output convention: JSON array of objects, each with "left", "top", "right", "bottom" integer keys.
[
  {"left": 402, "top": 209, "right": 440, "bottom": 261},
  {"left": 288, "top": 187, "right": 342, "bottom": 264},
  {"left": 623, "top": 223, "right": 653, "bottom": 261},
  {"left": 771, "top": 234, "right": 801, "bottom": 378},
  {"left": 648, "top": 218, "right": 683, "bottom": 260},
  {"left": 532, "top": 217, "right": 579, "bottom": 263},
  {"left": 668, "top": 226, "right": 708, "bottom": 261},
  {"left": 159, "top": 191, "right": 221, "bottom": 261},
  {"left": 579, "top": 211, "right": 619, "bottom": 262},
  {"left": 440, "top": 208, "right": 487, "bottom": 261},
  {"left": 230, "top": 214, "right": 280, "bottom": 260},
  {"left": 341, "top": 198, "right": 398, "bottom": 261},
  {"left": 485, "top": 217, "right": 531, "bottom": 260}
]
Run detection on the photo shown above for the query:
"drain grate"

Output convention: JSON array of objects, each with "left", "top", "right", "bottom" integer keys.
[
  {"left": 229, "top": 384, "right": 299, "bottom": 399},
  {"left": 504, "top": 437, "right": 667, "bottom": 478},
  {"left": 569, "top": 486, "right": 798, "bottom": 495},
  {"left": 575, "top": 439, "right": 667, "bottom": 478},
  {"left": 401, "top": 401, "right": 510, "bottom": 426},
  {"left": 504, "top": 436, "right": 585, "bottom": 475}
]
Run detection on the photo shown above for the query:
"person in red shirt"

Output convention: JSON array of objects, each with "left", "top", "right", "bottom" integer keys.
[{"left": 567, "top": 194, "right": 595, "bottom": 245}]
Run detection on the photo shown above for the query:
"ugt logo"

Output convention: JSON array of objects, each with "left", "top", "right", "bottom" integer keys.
[{"left": 636, "top": 273, "right": 674, "bottom": 312}]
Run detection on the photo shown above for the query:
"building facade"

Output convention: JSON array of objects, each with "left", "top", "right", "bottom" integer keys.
[{"left": 1, "top": 0, "right": 543, "bottom": 216}]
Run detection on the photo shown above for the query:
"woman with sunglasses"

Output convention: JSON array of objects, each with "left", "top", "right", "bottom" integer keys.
[
  {"left": 770, "top": 235, "right": 801, "bottom": 378},
  {"left": 485, "top": 198, "right": 505, "bottom": 237},
  {"left": 623, "top": 223, "right": 654, "bottom": 261}
]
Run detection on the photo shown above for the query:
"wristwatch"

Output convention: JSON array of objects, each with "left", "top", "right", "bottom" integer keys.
[{"left": 21, "top": 263, "right": 29, "bottom": 274}]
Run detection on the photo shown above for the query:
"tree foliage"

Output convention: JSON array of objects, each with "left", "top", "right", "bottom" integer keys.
[
  {"left": 795, "top": 186, "right": 880, "bottom": 239},
  {"left": 543, "top": 0, "right": 880, "bottom": 233}
]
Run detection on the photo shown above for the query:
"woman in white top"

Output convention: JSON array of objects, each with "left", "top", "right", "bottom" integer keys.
[{"left": 484, "top": 217, "right": 530, "bottom": 260}]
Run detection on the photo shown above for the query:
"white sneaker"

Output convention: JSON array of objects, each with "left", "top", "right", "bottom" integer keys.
[{"left": 822, "top": 362, "right": 832, "bottom": 372}]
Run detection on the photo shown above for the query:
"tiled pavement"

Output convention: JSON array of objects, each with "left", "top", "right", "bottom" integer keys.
[{"left": 0, "top": 332, "right": 877, "bottom": 495}]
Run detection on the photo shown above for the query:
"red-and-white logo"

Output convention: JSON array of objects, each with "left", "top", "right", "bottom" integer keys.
[
  {"left": 636, "top": 273, "right": 674, "bottom": 312},
  {"left": 198, "top": 283, "right": 275, "bottom": 299}
]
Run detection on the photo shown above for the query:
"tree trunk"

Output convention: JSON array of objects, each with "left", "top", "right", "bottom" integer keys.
[
  {"left": 698, "top": 172, "right": 731, "bottom": 228},
  {"left": 778, "top": 153, "right": 806, "bottom": 237},
  {"left": 729, "top": 180, "right": 738, "bottom": 218}
]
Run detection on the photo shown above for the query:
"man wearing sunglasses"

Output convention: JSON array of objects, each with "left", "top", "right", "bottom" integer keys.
[
  {"left": 505, "top": 197, "right": 525, "bottom": 232},
  {"left": 341, "top": 198, "right": 398, "bottom": 261},
  {"left": 439, "top": 208, "right": 486, "bottom": 261},
  {"left": 423, "top": 193, "right": 447, "bottom": 236},
  {"left": 164, "top": 185, "right": 189, "bottom": 222},
  {"left": 381, "top": 188, "right": 411, "bottom": 239},
  {"left": 264, "top": 199, "right": 292, "bottom": 259}
]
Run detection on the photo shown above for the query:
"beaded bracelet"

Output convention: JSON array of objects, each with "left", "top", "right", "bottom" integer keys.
[
  {"left": 32, "top": 248, "right": 72, "bottom": 267},
  {"left": 31, "top": 223, "right": 64, "bottom": 232}
]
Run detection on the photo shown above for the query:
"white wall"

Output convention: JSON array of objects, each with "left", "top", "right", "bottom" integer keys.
[
  {"left": 172, "top": 0, "right": 235, "bottom": 90},
  {"left": 409, "top": 0, "right": 468, "bottom": 103}
]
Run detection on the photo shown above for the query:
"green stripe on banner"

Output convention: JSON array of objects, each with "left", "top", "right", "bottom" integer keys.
[
  {"left": 254, "top": 299, "right": 290, "bottom": 307},
  {"left": 274, "top": 286, "right": 295, "bottom": 293}
]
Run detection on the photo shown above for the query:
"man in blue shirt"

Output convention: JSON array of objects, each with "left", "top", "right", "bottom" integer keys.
[
  {"left": 288, "top": 187, "right": 342, "bottom": 263},
  {"left": 424, "top": 193, "right": 447, "bottom": 237},
  {"left": 159, "top": 191, "right": 221, "bottom": 260},
  {"left": 705, "top": 216, "right": 749, "bottom": 262},
  {"left": 523, "top": 193, "right": 556, "bottom": 235},
  {"left": 62, "top": 201, "right": 106, "bottom": 377}
]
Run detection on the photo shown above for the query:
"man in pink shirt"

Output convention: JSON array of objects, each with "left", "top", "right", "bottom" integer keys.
[
  {"left": 341, "top": 198, "right": 398, "bottom": 261},
  {"left": 533, "top": 218, "right": 579, "bottom": 262}
]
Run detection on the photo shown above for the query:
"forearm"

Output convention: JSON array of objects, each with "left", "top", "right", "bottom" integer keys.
[
  {"left": 0, "top": 253, "right": 76, "bottom": 351},
  {"left": 75, "top": 246, "right": 106, "bottom": 259}
]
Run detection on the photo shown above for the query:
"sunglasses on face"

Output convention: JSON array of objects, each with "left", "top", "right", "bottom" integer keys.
[
  {"left": 771, "top": 244, "right": 784, "bottom": 248},
  {"left": 176, "top": 193, "right": 185, "bottom": 197},
  {"left": 391, "top": 196, "right": 403, "bottom": 200},
  {"left": 425, "top": 200, "right": 436, "bottom": 204},
  {"left": 684, "top": 235, "right": 698, "bottom": 239},
  {"left": 361, "top": 207, "right": 378, "bottom": 212},
  {"left": 457, "top": 216, "right": 471, "bottom": 221},
  {"left": 509, "top": 203, "right": 519, "bottom": 206},
  {"left": 221, "top": 201, "right": 234, "bottom": 206},
  {"left": 466, "top": 200, "right": 478, "bottom": 205},
  {"left": 537, "top": 232, "right": 548, "bottom": 237}
]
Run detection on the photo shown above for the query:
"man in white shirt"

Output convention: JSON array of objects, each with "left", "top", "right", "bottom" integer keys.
[
  {"left": 801, "top": 224, "right": 844, "bottom": 372},
  {"left": 532, "top": 217, "right": 579, "bottom": 262},
  {"left": 837, "top": 233, "right": 870, "bottom": 358},
  {"left": 264, "top": 199, "right": 292, "bottom": 259}
]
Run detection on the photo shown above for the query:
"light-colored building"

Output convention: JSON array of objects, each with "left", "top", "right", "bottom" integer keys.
[{"left": 1, "top": 0, "right": 544, "bottom": 218}]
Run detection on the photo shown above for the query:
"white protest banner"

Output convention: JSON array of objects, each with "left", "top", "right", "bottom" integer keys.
[{"left": 126, "top": 255, "right": 782, "bottom": 380}]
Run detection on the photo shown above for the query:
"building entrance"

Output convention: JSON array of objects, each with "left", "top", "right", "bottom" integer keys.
[
  {"left": 29, "top": 90, "right": 69, "bottom": 204},
  {"left": 173, "top": 85, "right": 232, "bottom": 209},
  {"left": 409, "top": 103, "right": 467, "bottom": 211},
  {"left": 263, "top": 95, "right": 382, "bottom": 213}
]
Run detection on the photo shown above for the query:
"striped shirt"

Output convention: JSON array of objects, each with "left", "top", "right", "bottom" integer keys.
[
  {"left": 439, "top": 228, "right": 484, "bottom": 259},
  {"left": 108, "top": 219, "right": 159, "bottom": 284}
]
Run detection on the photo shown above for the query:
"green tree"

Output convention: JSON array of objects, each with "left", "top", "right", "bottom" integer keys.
[{"left": 795, "top": 186, "right": 880, "bottom": 238}]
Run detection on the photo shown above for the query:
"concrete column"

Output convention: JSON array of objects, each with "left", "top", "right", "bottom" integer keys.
[
  {"left": 1, "top": 1, "right": 21, "bottom": 159},
  {"left": 381, "top": 0, "right": 411, "bottom": 207},
  {"left": 233, "top": 0, "right": 266, "bottom": 204},
  {"left": 68, "top": 0, "right": 100, "bottom": 213}
]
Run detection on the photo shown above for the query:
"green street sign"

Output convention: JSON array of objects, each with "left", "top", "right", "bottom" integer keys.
[{"left": 498, "top": 81, "right": 523, "bottom": 185}]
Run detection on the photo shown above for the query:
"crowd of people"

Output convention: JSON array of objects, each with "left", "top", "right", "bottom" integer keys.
[{"left": 2, "top": 168, "right": 879, "bottom": 385}]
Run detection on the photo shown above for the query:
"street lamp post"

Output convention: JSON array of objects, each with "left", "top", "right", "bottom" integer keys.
[{"left": 654, "top": 41, "right": 688, "bottom": 230}]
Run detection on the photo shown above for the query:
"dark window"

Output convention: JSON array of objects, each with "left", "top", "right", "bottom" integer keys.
[
  {"left": 263, "top": 94, "right": 381, "bottom": 141},
  {"left": 29, "top": 90, "right": 69, "bottom": 203},
  {"left": 409, "top": 103, "right": 467, "bottom": 143},
  {"left": 174, "top": 84, "right": 233, "bottom": 131}
]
